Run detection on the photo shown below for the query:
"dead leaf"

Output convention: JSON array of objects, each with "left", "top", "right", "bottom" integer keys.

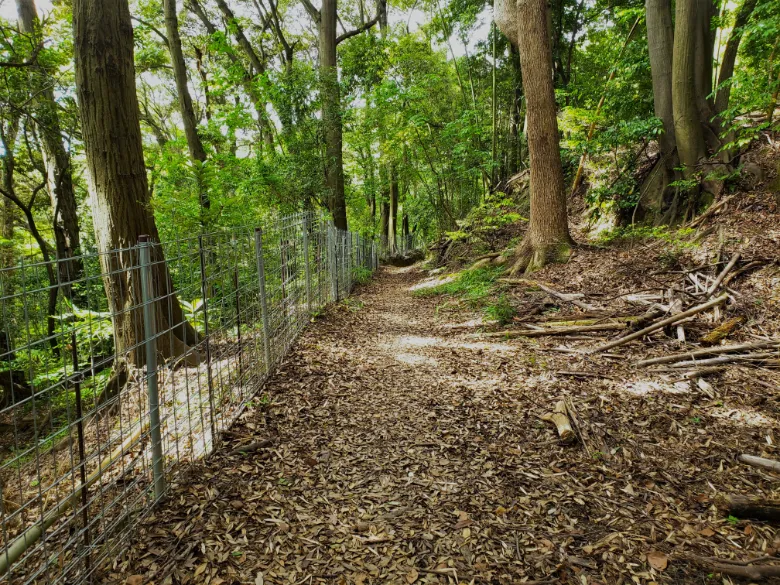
[
  {"left": 647, "top": 550, "right": 668, "bottom": 571},
  {"left": 126, "top": 577, "right": 143, "bottom": 585},
  {"left": 406, "top": 568, "right": 419, "bottom": 584},
  {"left": 699, "top": 527, "right": 715, "bottom": 537}
]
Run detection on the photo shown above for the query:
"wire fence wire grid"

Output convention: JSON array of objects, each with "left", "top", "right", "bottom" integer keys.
[{"left": 0, "top": 212, "right": 378, "bottom": 584}]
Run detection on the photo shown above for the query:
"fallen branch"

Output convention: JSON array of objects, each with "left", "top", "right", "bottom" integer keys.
[
  {"left": 0, "top": 421, "right": 148, "bottom": 576},
  {"left": 738, "top": 454, "right": 780, "bottom": 474},
  {"left": 541, "top": 401, "right": 576, "bottom": 444},
  {"left": 701, "top": 316, "right": 744, "bottom": 345},
  {"left": 484, "top": 323, "right": 626, "bottom": 338},
  {"left": 500, "top": 279, "right": 597, "bottom": 311},
  {"left": 723, "top": 260, "right": 766, "bottom": 286},
  {"left": 229, "top": 438, "right": 275, "bottom": 455},
  {"left": 706, "top": 253, "right": 741, "bottom": 297},
  {"left": 635, "top": 341, "right": 780, "bottom": 367},
  {"left": 718, "top": 494, "right": 780, "bottom": 523},
  {"left": 555, "top": 370, "right": 604, "bottom": 379},
  {"left": 660, "top": 351, "right": 778, "bottom": 369},
  {"left": 591, "top": 294, "right": 728, "bottom": 353},
  {"left": 681, "top": 553, "right": 780, "bottom": 580},
  {"left": 667, "top": 366, "right": 729, "bottom": 381},
  {"left": 687, "top": 194, "right": 737, "bottom": 228}
]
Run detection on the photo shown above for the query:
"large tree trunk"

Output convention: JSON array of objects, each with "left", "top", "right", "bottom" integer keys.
[
  {"left": 320, "top": 0, "right": 347, "bottom": 231},
  {"left": 646, "top": 0, "right": 678, "bottom": 169},
  {"left": 672, "top": 0, "right": 707, "bottom": 177},
  {"left": 499, "top": 0, "right": 572, "bottom": 274},
  {"left": 73, "top": 0, "right": 200, "bottom": 368},
  {"left": 16, "top": 0, "right": 83, "bottom": 291},
  {"left": 164, "top": 0, "right": 210, "bottom": 217}
]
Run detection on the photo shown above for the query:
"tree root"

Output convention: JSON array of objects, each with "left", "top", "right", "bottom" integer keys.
[{"left": 509, "top": 238, "right": 572, "bottom": 275}]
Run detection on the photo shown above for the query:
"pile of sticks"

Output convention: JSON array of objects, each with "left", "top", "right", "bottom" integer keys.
[{"left": 488, "top": 254, "right": 777, "bottom": 377}]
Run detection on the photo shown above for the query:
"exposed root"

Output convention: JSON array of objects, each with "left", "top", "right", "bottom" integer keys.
[{"left": 509, "top": 237, "right": 572, "bottom": 275}]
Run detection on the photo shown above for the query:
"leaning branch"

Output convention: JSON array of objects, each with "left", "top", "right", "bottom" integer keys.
[
  {"left": 591, "top": 294, "right": 728, "bottom": 353},
  {"left": 336, "top": 14, "right": 380, "bottom": 44}
]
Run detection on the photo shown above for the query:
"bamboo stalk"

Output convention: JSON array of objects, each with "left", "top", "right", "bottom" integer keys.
[
  {"left": 484, "top": 323, "right": 626, "bottom": 338},
  {"left": 738, "top": 454, "right": 780, "bottom": 473},
  {"left": 0, "top": 421, "right": 149, "bottom": 576},
  {"left": 706, "top": 253, "right": 740, "bottom": 297},
  {"left": 591, "top": 294, "right": 728, "bottom": 353},
  {"left": 660, "top": 352, "right": 778, "bottom": 369},
  {"left": 635, "top": 341, "right": 780, "bottom": 367}
]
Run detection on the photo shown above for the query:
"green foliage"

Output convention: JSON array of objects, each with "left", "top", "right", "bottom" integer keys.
[
  {"left": 352, "top": 266, "right": 373, "bottom": 285},
  {"left": 454, "top": 193, "right": 527, "bottom": 250},
  {"left": 180, "top": 298, "right": 206, "bottom": 333},
  {"left": 484, "top": 294, "right": 516, "bottom": 325},
  {"left": 414, "top": 266, "right": 504, "bottom": 304}
]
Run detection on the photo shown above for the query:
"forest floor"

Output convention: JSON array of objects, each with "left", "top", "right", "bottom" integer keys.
[{"left": 104, "top": 250, "right": 779, "bottom": 583}]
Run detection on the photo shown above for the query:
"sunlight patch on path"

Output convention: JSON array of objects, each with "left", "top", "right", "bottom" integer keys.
[
  {"left": 394, "top": 352, "right": 439, "bottom": 366},
  {"left": 622, "top": 379, "right": 691, "bottom": 395}
]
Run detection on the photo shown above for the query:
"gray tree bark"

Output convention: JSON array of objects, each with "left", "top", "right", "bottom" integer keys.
[{"left": 714, "top": 0, "right": 758, "bottom": 116}]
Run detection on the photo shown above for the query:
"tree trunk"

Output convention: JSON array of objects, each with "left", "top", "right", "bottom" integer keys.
[
  {"left": 379, "top": 188, "right": 389, "bottom": 253},
  {"left": 388, "top": 166, "right": 398, "bottom": 254},
  {"left": 212, "top": 0, "right": 275, "bottom": 153},
  {"left": 645, "top": 0, "right": 678, "bottom": 169},
  {"left": 73, "top": 0, "right": 200, "bottom": 367},
  {"left": 672, "top": 0, "right": 707, "bottom": 177},
  {"left": 507, "top": 44, "right": 523, "bottom": 178},
  {"left": 714, "top": 0, "right": 758, "bottom": 117},
  {"left": 694, "top": 0, "right": 721, "bottom": 151},
  {"left": 164, "top": 0, "right": 210, "bottom": 218},
  {"left": 16, "top": 0, "right": 83, "bottom": 291},
  {"left": 320, "top": 0, "right": 347, "bottom": 231},
  {"left": 0, "top": 119, "right": 18, "bottom": 269},
  {"left": 502, "top": 0, "right": 573, "bottom": 274}
]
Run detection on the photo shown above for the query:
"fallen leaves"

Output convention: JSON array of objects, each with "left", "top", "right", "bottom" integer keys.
[
  {"left": 647, "top": 550, "right": 668, "bottom": 572},
  {"left": 108, "top": 266, "right": 780, "bottom": 585}
]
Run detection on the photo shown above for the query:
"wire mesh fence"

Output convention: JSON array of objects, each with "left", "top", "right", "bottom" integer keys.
[{"left": 0, "top": 212, "right": 377, "bottom": 584}]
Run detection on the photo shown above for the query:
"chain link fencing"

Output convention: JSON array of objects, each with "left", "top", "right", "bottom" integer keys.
[{"left": 0, "top": 212, "right": 377, "bottom": 584}]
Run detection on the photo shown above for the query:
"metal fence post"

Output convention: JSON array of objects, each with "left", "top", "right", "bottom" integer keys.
[
  {"left": 254, "top": 228, "right": 272, "bottom": 372},
  {"left": 329, "top": 224, "right": 338, "bottom": 301},
  {"left": 70, "top": 330, "right": 90, "bottom": 571},
  {"left": 302, "top": 216, "right": 312, "bottom": 314},
  {"left": 198, "top": 236, "right": 218, "bottom": 449},
  {"left": 138, "top": 236, "right": 166, "bottom": 500}
]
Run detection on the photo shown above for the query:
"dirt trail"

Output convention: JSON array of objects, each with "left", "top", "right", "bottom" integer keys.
[{"left": 107, "top": 266, "right": 779, "bottom": 585}]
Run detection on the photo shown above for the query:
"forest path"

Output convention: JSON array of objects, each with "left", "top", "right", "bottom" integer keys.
[
  {"left": 106, "top": 265, "right": 778, "bottom": 585},
  {"left": 113, "top": 266, "right": 542, "bottom": 584}
]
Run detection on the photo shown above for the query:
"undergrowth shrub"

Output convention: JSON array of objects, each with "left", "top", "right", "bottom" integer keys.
[
  {"left": 484, "top": 294, "right": 516, "bottom": 325},
  {"left": 414, "top": 266, "right": 505, "bottom": 304},
  {"left": 353, "top": 266, "right": 372, "bottom": 285}
]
